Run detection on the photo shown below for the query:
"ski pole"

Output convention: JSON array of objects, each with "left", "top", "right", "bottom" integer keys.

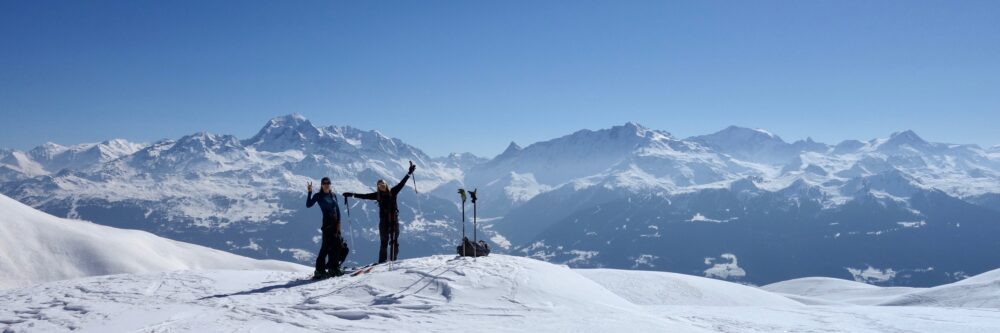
[
  {"left": 343, "top": 194, "right": 352, "bottom": 216},
  {"left": 390, "top": 225, "right": 397, "bottom": 271},
  {"left": 344, "top": 194, "right": 355, "bottom": 256},
  {"left": 458, "top": 188, "right": 467, "bottom": 257},
  {"left": 470, "top": 189, "right": 478, "bottom": 257},
  {"left": 409, "top": 160, "right": 424, "bottom": 224},
  {"left": 409, "top": 160, "right": 418, "bottom": 194}
]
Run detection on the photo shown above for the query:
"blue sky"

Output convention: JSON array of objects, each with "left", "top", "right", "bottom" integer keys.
[{"left": 2, "top": 1, "right": 998, "bottom": 157}]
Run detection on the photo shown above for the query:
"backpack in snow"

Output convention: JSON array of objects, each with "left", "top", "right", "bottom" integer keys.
[{"left": 456, "top": 236, "right": 490, "bottom": 257}]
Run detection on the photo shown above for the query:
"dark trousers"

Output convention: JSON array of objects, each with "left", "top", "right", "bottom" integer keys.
[
  {"left": 316, "top": 227, "right": 344, "bottom": 272},
  {"left": 378, "top": 223, "right": 400, "bottom": 263}
]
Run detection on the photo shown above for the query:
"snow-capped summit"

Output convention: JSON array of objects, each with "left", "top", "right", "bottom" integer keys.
[
  {"left": 92, "top": 139, "right": 147, "bottom": 159},
  {"left": 91, "top": 132, "right": 248, "bottom": 175},
  {"left": 464, "top": 122, "right": 678, "bottom": 210},
  {"left": 323, "top": 125, "right": 431, "bottom": 163},
  {"left": 687, "top": 125, "right": 795, "bottom": 163},
  {"left": 435, "top": 152, "right": 487, "bottom": 171},
  {"left": 238, "top": 114, "right": 437, "bottom": 168},
  {"left": 503, "top": 141, "right": 522, "bottom": 153},
  {"left": 833, "top": 139, "right": 867, "bottom": 154},
  {"left": 139, "top": 132, "right": 249, "bottom": 171},
  {"left": 875, "top": 129, "right": 933, "bottom": 154},
  {"left": 243, "top": 113, "right": 323, "bottom": 151},
  {"left": 791, "top": 137, "right": 830, "bottom": 153},
  {"left": 27, "top": 142, "right": 67, "bottom": 160},
  {"left": 24, "top": 139, "right": 146, "bottom": 173},
  {"left": 888, "top": 129, "right": 928, "bottom": 145},
  {"left": 476, "top": 123, "right": 671, "bottom": 174},
  {"left": 691, "top": 125, "right": 786, "bottom": 144},
  {"left": 491, "top": 141, "right": 522, "bottom": 161},
  {"left": 612, "top": 121, "right": 672, "bottom": 140},
  {"left": 173, "top": 132, "right": 243, "bottom": 153},
  {"left": 612, "top": 121, "right": 659, "bottom": 138}
]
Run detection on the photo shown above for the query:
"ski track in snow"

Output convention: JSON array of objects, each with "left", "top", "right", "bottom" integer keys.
[{"left": 3, "top": 255, "right": 1000, "bottom": 333}]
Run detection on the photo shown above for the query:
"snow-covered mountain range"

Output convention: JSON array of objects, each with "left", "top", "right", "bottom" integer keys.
[{"left": 3, "top": 114, "right": 1000, "bottom": 286}]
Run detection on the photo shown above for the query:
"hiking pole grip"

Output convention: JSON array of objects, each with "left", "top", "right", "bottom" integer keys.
[
  {"left": 343, "top": 194, "right": 350, "bottom": 217},
  {"left": 469, "top": 189, "right": 478, "bottom": 244},
  {"left": 409, "top": 160, "right": 418, "bottom": 194}
]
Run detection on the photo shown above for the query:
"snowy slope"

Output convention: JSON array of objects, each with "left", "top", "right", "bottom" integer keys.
[
  {"left": 880, "top": 268, "right": 1000, "bottom": 308},
  {"left": 762, "top": 277, "right": 917, "bottom": 305},
  {"left": 0, "top": 255, "right": 707, "bottom": 332},
  {"left": 764, "top": 269, "right": 1000, "bottom": 308},
  {"left": 3, "top": 255, "right": 1000, "bottom": 332},
  {"left": 578, "top": 268, "right": 801, "bottom": 306},
  {"left": 0, "top": 194, "right": 306, "bottom": 289}
]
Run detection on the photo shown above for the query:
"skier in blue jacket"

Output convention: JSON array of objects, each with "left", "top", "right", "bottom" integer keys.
[{"left": 306, "top": 177, "right": 346, "bottom": 279}]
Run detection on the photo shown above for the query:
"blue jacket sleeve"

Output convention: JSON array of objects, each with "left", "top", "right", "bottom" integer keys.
[{"left": 306, "top": 192, "right": 316, "bottom": 208}]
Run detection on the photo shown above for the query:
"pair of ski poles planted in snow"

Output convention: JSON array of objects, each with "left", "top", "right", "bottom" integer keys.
[
  {"left": 457, "top": 188, "right": 479, "bottom": 257},
  {"left": 341, "top": 161, "right": 420, "bottom": 271}
]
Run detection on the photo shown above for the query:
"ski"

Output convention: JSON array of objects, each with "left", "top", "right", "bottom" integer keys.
[
  {"left": 351, "top": 265, "right": 376, "bottom": 277},
  {"left": 344, "top": 263, "right": 379, "bottom": 277}
]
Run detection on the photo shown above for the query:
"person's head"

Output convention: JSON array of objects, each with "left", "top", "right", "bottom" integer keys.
[
  {"left": 377, "top": 179, "right": 388, "bottom": 193},
  {"left": 321, "top": 177, "right": 332, "bottom": 193}
]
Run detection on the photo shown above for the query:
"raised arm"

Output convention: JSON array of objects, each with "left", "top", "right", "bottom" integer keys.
[
  {"left": 306, "top": 181, "right": 317, "bottom": 207},
  {"left": 306, "top": 191, "right": 317, "bottom": 208},
  {"left": 391, "top": 173, "right": 410, "bottom": 196},
  {"left": 392, "top": 163, "right": 416, "bottom": 196},
  {"left": 348, "top": 191, "right": 378, "bottom": 200}
]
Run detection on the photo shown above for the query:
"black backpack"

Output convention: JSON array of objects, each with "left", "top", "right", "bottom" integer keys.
[
  {"left": 336, "top": 238, "right": 349, "bottom": 266},
  {"left": 456, "top": 237, "right": 490, "bottom": 257}
]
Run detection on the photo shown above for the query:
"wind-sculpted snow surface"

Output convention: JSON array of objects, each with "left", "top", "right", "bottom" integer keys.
[
  {"left": 0, "top": 256, "right": 702, "bottom": 332},
  {"left": 764, "top": 268, "right": 1000, "bottom": 309},
  {"left": 3, "top": 255, "right": 1000, "bottom": 332},
  {"left": 762, "top": 277, "right": 919, "bottom": 305},
  {"left": 578, "top": 269, "right": 800, "bottom": 306},
  {"left": 0, "top": 194, "right": 306, "bottom": 289}
]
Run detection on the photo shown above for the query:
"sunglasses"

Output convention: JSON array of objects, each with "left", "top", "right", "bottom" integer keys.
[{"left": 321, "top": 182, "right": 331, "bottom": 185}]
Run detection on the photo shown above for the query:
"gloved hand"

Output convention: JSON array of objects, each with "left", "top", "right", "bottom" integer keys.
[
  {"left": 342, "top": 192, "right": 354, "bottom": 198},
  {"left": 408, "top": 163, "right": 416, "bottom": 175}
]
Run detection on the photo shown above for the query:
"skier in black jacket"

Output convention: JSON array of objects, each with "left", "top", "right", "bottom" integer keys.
[
  {"left": 343, "top": 163, "right": 415, "bottom": 263},
  {"left": 306, "top": 177, "right": 346, "bottom": 279}
]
